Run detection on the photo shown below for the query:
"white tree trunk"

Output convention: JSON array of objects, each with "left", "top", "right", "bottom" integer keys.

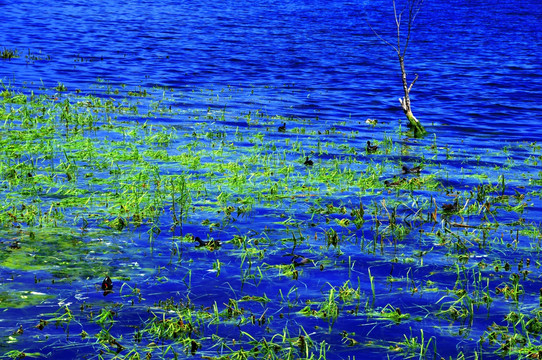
[{"left": 398, "top": 55, "right": 426, "bottom": 136}]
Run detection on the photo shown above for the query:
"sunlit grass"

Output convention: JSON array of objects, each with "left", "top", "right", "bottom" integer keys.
[{"left": 1, "top": 80, "right": 542, "bottom": 359}]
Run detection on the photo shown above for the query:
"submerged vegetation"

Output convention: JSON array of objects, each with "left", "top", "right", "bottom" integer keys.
[
  {"left": 0, "top": 48, "right": 20, "bottom": 60},
  {"left": 1, "top": 79, "right": 542, "bottom": 359}
]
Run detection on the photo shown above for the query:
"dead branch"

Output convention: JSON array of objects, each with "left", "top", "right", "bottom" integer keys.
[
  {"left": 367, "top": 22, "right": 397, "bottom": 53},
  {"left": 408, "top": 73, "right": 419, "bottom": 93}
]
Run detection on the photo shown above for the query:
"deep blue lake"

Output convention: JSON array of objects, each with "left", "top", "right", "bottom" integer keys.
[
  {"left": 1, "top": 0, "right": 542, "bottom": 359},
  {"left": 4, "top": 0, "right": 542, "bottom": 140}
]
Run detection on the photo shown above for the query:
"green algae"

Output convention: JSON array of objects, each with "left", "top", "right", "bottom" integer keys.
[
  {"left": 0, "top": 290, "right": 54, "bottom": 308},
  {"left": 0, "top": 228, "right": 125, "bottom": 280}
]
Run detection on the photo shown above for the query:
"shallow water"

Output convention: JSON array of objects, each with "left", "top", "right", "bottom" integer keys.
[{"left": 1, "top": 0, "right": 542, "bottom": 359}]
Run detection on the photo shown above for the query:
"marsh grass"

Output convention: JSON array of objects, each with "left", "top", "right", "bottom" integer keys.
[
  {"left": 1, "top": 81, "right": 542, "bottom": 360},
  {"left": 0, "top": 47, "right": 20, "bottom": 59}
]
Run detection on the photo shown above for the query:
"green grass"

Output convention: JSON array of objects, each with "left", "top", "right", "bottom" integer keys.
[
  {"left": 2, "top": 80, "right": 542, "bottom": 359},
  {"left": 0, "top": 47, "right": 20, "bottom": 59}
]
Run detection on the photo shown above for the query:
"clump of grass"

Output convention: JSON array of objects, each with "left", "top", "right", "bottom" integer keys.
[
  {"left": 54, "top": 82, "right": 68, "bottom": 92},
  {"left": 299, "top": 285, "right": 340, "bottom": 323},
  {"left": 1, "top": 47, "right": 20, "bottom": 59},
  {"left": 369, "top": 304, "right": 410, "bottom": 323}
]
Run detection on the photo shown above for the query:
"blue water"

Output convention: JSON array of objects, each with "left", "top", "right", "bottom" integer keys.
[
  {"left": 3, "top": 0, "right": 541, "bottom": 140},
  {"left": 2, "top": 0, "right": 542, "bottom": 359}
]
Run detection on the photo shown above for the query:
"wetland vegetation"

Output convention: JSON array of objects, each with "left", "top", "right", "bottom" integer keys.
[{"left": 1, "top": 78, "right": 542, "bottom": 359}]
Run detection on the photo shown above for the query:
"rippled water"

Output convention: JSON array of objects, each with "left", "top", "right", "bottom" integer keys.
[
  {"left": 2, "top": 1, "right": 542, "bottom": 359},
  {"left": 3, "top": 0, "right": 541, "bottom": 140}
]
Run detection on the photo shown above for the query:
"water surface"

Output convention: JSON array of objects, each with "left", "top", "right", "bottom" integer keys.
[{"left": 1, "top": 1, "right": 542, "bottom": 359}]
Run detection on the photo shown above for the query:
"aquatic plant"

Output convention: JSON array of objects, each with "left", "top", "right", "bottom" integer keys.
[
  {"left": 1, "top": 80, "right": 542, "bottom": 360},
  {"left": 0, "top": 47, "right": 20, "bottom": 59}
]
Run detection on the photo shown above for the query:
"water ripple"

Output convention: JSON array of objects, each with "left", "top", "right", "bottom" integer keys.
[{"left": 1, "top": 0, "right": 541, "bottom": 139}]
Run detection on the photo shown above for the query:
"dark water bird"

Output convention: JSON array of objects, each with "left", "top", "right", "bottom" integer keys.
[
  {"left": 194, "top": 236, "right": 221, "bottom": 249},
  {"left": 15, "top": 325, "right": 23, "bottom": 335},
  {"left": 366, "top": 141, "right": 378, "bottom": 153},
  {"left": 35, "top": 319, "right": 47, "bottom": 331},
  {"left": 402, "top": 165, "right": 422, "bottom": 174},
  {"left": 304, "top": 156, "right": 313, "bottom": 166},
  {"left": 101, "top": 276, "right": 113, "bottom": 291},
  {"left": 278, "top": 123, "right": 286, "bottom": 132},
  {"left": 286, "top": 253, "right": 312, "bottom": 267},
  {"left": 442, "top": 198, "right": 459, "bottom": 212},
  {"left": 292, "top": 255, "right": 312, "bottom": 267},
  {"left": 384, "top": 178, "right": 405, "bottom": 187}
]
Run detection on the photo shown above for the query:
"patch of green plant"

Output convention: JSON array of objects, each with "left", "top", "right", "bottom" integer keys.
[
  {"left": 0, "top": 290, "right": 54, "bottom": 308},
  {"left": 0, "top": 47, "right": 20, "bottom": 59},
  {"left": 367, "top": 303, "right": 411, "bottom": 323}
]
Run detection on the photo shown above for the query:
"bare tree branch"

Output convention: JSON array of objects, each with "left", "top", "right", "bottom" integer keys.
[
  {"left": 393, "top": 1, "right": 402, "bottom": 55},
  {"left": 367, "top": 21, "right": 398, "bottom": 53},
  {"left": 408, "top": 73, "right": 419, "bottom": 93},
  {"left": 403, "top": 0, "right": 424, "bottom": 56}
]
